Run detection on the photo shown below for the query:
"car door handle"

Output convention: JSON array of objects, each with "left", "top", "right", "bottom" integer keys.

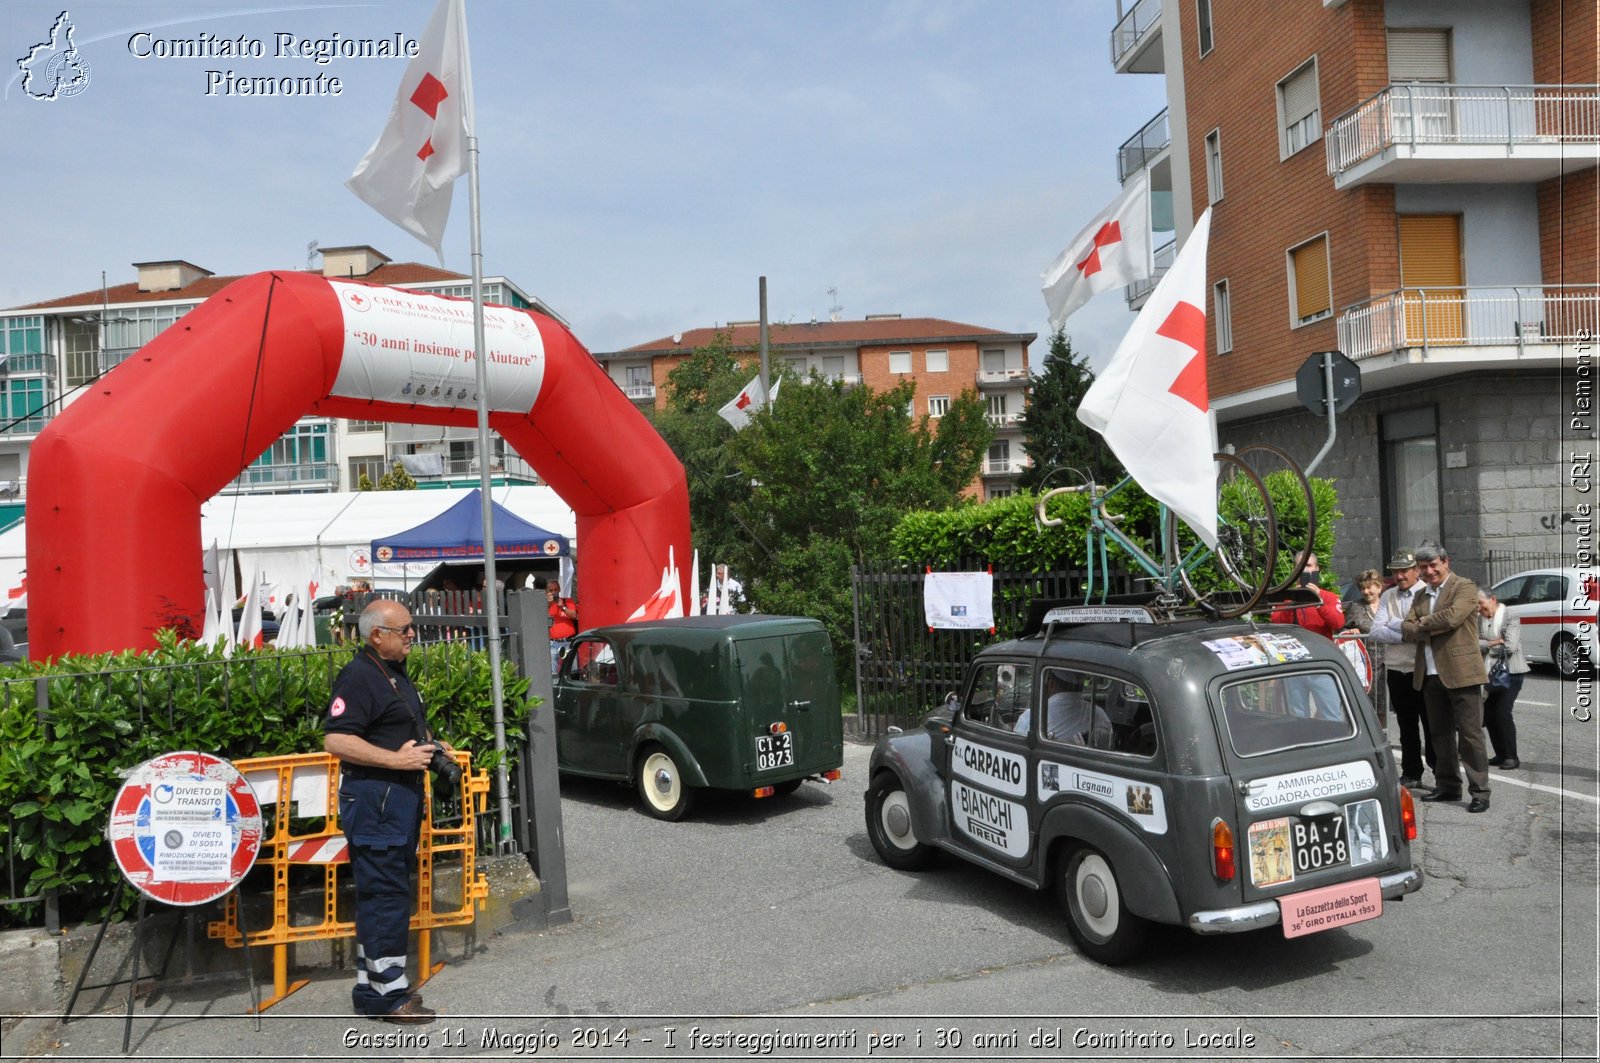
[{"left": 789, "top": 699, "right": 811, "bottom": 711}]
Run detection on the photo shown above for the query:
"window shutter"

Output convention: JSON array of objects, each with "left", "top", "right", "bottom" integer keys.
[
  {"left": 1387, "top": 29, "right": 1450, "bottom": 82},
  {"left": 1398, "top": 215, "right": 1463, "bottom": 287},
  {"left": 1282, "top": 64, "right": 1318, "bottom": 125},
  {"left": 1292, "top": 237, "right": 1330, "bottom": 321}
]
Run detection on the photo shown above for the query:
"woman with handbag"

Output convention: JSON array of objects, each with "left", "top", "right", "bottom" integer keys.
[{"left": 1477, "top": 589, "right": 1528, "bottom": 770}]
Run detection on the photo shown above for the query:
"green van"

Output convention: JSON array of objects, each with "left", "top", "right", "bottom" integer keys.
[{"left": 552, "top": 614, "right": 844, "bottom": 820}]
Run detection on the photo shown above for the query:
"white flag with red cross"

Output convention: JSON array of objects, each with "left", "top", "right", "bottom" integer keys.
[
  {"left": 1041, "top": 169, "right": 1153, "bottom": 329},
  {"left": 1077, "top": 208, "right": 1217, "bottom": 547},
  {"left": 717, "top": 373, "right": 780, "bottom": 431},
  {"left": 627, "top": 547, "right": 685, "bottom": 622},
  {"left": 346, "top": 0, "right": 473, "bottom": 259}
]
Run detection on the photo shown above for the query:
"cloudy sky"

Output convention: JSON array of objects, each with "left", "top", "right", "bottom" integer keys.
[{"left": 2, "top": 0, "right": 1167, "bottom": 366}]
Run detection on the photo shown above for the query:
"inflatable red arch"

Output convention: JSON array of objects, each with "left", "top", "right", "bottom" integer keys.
[{"left": 26, "top": 271, "right": 690, "bottom": 659}]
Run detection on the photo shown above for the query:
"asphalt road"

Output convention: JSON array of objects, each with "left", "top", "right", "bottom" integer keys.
[{"left": 4, "top": 668, "right": 1596, "bottom": 1062}]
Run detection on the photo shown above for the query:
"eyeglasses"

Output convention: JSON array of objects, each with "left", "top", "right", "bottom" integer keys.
[{"left": 375, "top": 623, "right": 417, "bottom": 636}]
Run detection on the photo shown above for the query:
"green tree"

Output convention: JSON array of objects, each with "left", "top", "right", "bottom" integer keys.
[
  {"left": 651, "top": 332, "right": 764, "bottom": 567},
  {"left": 375, "top": 462, "right": 418, "bottom": 491},
  {"left": 1017, "top": 328, "right": 1121, "bottom": 491}
]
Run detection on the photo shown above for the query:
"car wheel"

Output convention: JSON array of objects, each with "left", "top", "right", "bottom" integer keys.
[
  {"left": 1056, "top": 846, "right": 1149, "bottom": 966},
  {"left": 865, "top": 772, "right": 935, "bottom": 871},
  {"left": 772, "top": 779, "right": 803, "bottom": 797},
  {"left": 636, "top": 744, "right": 695, "bottom": 821},
  {"left": 1553, "top": 634, "right": 1586, "bottom": 680}
]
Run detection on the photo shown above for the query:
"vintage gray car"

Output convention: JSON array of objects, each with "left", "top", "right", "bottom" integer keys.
[{"left": 865, "top": 602, "right": 1422, "bottom": 964}]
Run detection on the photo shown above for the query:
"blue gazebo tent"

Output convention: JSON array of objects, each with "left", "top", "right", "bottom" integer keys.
[{"left": 371, "top": 489, "right": 569, "bottom": 564}]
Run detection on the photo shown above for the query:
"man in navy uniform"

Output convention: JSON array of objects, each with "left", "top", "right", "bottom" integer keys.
[{"left": 324, "top": 598, "right": 443, "bottom": 1024}]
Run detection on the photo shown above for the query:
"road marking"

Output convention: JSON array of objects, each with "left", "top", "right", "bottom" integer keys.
[
  {"left": 1487, "top": 773, "right": 1599, "bottom": 805},
  {"left": 1518, "top": 698, "right": 1555, "bottom": 707}
]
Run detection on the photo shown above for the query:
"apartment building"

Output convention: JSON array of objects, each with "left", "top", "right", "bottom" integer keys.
[
  {"left": 1110, "top": 0, "right": 1597, "bottom": 574},
  {"left": 0, "top": 246, "right": 563, "bottom": 520},
  {"left": 599, "top": 316, "right": 1036, "bottom": 499}
]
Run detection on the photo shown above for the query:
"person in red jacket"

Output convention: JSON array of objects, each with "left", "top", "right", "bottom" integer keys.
[{"left": 1270, "top": 552, "right": 1345, "bottom": 638}]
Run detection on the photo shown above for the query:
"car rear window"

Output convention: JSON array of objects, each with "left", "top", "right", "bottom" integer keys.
[{"left": 1217, "top": 671, "right": 1356, "bottom": 757}]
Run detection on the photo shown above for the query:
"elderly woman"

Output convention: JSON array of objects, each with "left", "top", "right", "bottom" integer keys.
[
  {"left": 1340, "top": 568, "right": 1387, "bottom": 727},
  {"left": 1477, "top": 588, "right": 1529, "bottom": 770}
]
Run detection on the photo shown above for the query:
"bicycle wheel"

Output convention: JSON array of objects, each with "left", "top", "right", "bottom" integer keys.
[
  {"left": 1165, "top": 453, "right": 1277, "bottom": 618},
  {"left": 1234, "top": 442, "right": 1317, "bottom": 594}
]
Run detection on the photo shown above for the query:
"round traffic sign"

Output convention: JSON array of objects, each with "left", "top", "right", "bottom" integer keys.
[{"left": 107, "top": 751, "right": 263, "bottom": 906}]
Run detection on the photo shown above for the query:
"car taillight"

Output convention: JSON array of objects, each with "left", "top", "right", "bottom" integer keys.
[
  {"left": 1400, "top": 783, "right": 1417, "bottom": 841},
  {"left": 1211, "top": 818, "right": 1236, "bottom": 882},
  {"left": 752, "top": 785, "right": 775, "bottom": 799},
  {"left": 822, "top": 769, "right": 842, "bottom": 782}
]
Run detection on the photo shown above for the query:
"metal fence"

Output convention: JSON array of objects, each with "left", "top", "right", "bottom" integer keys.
[
  {"left": 1483, "top": 550, "right": 1575, "bottom": 588},
  {"left": 0, "top": 589, "right": 548, "bottom": 929},
  {"left": 851, "top": 560, "right": 1137, "bottom": 739},
  {"left": 1336, "top": 284, "right": 1599, "bottom": 360}
]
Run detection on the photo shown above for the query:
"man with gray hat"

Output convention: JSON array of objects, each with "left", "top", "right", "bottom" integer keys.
[
  {"left": 1368, "top": 548, "right": 1436, "bottom": 788},
  {"left": 1401, "top": 543, "right": 1491, "bottom": 813}
]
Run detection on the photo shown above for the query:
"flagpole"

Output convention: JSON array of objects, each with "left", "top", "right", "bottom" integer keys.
[{"left": 460, "top": 15, "right": 512, "bottom": 851}]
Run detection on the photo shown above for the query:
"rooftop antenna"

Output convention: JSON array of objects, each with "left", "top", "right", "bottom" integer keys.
[
  {"left": 306, "top": 240, "right": 320, "bottom": 271},
  {"left": 827, "top": 286, "right": 842, "bottom": 322}
]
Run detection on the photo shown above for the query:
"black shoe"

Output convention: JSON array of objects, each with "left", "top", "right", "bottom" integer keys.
[
  {"left": 1398, "top": 775, "right": 1421, "bottom": 789},
  {"left": 1420, "top": 789, "right": 1462, "bottom": 802},
  {"left": 1488, "top": 755, "right": 1506, "bottom": 767},
  {"left": 1499, "top": 758, "right": 1519, "bottom": 771},
  {"left": 377, "top": 996, "right": 436, "bottom": 1025},
  {"left": 1467, "top": 797, "right": 1491, "bottom": 813}
]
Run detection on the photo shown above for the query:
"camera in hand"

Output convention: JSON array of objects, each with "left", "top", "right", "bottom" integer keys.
[{"left": 428, "top": 746, "right": 463, "bottom": 790}]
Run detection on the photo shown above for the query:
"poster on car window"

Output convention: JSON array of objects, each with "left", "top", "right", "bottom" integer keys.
[{"left": 1204, "top": 632, "right": 1311, "bottom": 670}]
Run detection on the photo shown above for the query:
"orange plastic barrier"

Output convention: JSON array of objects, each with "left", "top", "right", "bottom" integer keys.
[{"left": 207, "top": 751, "right": 491, "bottom": 1012}]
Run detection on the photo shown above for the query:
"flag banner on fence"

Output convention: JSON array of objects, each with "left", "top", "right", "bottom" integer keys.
[
  {"left": 923, "top": 571, "right": 995, "bottom": 630},
  {"left": 346, "top": 0, "right": 474, "bottom": 258},
  {"left": 1041, "top": 169, "right": 1153, "bottom": 329},
  {"left": 1077, "top": 208, "right": 1217, "bottom": 548}
]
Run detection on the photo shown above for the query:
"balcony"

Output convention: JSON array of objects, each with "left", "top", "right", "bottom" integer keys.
[
  {"left": 226, "top": 461, "right": 340, "bottom": 493},
  {"left": 1110, "top": 0, "right": 1163, "bottom": 74},
  {"left": 1118, "top": 107, "right": 1169, "bottom": 182},
  {"left": 985, "top": 411, "right": 1023, "bottom": 429},
  {"left": 621, "top": 381, "right": 656, "bottom": 401},
  {"left": 1125, "top": 238, "right": 1176, "bottom": 309},
  {"left": 983, "top": 457, "right": 1027, "bottom": 476},
  {"left": 976, "top": 368, "right": 1028, "bottom": 388},
  {"left": 1326, "top": 83, "right": 1600, "bottom": 188},
  {"left": 0, "top": 353, "right": 55, "bottom": 376},
  {"left": 1336, "top": 284, "right": 1599, "bottom": 360}
]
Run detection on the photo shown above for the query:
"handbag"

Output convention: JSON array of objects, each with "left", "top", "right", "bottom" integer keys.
[{"left": 1488, "top": 658, "right": 1511, "bottom": 690}]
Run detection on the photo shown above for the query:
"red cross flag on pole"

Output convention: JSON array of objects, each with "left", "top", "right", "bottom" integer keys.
[
  {"left": 717, "top": 372, "right": 781, "bottom": 431},
  {"left": 1041, "top": 169, "right": 1153, "bottom": 329},
  {"left": 346, "top": 0, "right": 473, "bottom": 260},
  {"left": 1077, "top": 208, "right": 1218, "bottom": 547}
]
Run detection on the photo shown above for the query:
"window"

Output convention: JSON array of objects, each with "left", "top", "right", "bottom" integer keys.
[
  {"left": 1204, "top": 128, "right": 1223, "bottom": 203},
  {"left": 928, "top": 395, "right": 950, "bottom": 418},
  {"left": 625, "top": 365, "right": 651, "bottom": 387},
  {"left": 961, "top": 662, "right": 1033, "bottom": 733},
  {"left": 1, "top": 316, "right": 43, "bottom": 359},
  {"left": 567, "top": 639, "right": 618, "bottom": 685},
  {"left": 0, "top": 377, "right": 50, "bottom": 434},
  {"left": 987, "top": 438, "right": 1011, "bottom": 473},
  {"left": 1288, "top": 234, "right": 1331, "bottom": 326},
  {"left": 1387, "top": 28, "right": 1450, "bottom": 82},
  {"left": 888, "top": 351, "right": 912, "bottom": 374},
  {"left": 925, "top": 349, "right": 949, "bottom": 373},
  {"left": 64, "top": 320, "right": 98, "bottom": 387},
  {"left": 349, "top": 457, "right": 386, "bottom": 485},
  {"left": 987, "top": 486, "right": 1015, "bottom": 501},
  {"left": 241, "top": 422, "right": 330, "bottom": 484},
  {"left": 785, "top": 356, "right": 808, "bottom": 374},
  {"left": 822, "top": 355, "right": 846, "bottom": 380},
  {"left": 1039, "top": 669, "right": 1153, "bottom": 753},
  {"left": 347, "top": 420, "right": 384, "bottom": 433},
  {"left": 1213, "top": 279, "right": 1233, "bottom": 353},
  {"left": 1381, "top": 407, "right": 1440, "bottom": 556},
  {"left": 987, "top": 394, "right": 1008, "bottom": 422},
  {"left": 102, "top": 305, "right": 188, "bottom": 352},
  {"left": 1277, "top": 58, "right": 1321, "bottom": 158},
  {"left": 1197, "top": 0, "right": 1214, "bottom": 56},
  {"left": 1219, "top": 672, "right": 1355, "bottom": 757},
  {"left": 982, "top": 348, "right": 1007, "bottom": 374}
]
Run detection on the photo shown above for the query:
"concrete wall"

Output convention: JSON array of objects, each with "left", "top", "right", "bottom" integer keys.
[{"left": 1394, "top": 184, "right": 1543, "bottom": 286}]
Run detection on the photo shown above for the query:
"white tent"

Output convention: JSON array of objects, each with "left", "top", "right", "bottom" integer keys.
[{"left": 0, "top": 485, "right": 576, "bottom": 605}]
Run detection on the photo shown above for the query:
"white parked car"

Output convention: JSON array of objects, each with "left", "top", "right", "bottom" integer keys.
[{"left": 1489, "top": 568, "right": 1597, "bottom": 679}]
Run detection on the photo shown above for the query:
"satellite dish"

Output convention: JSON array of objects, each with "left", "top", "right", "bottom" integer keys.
[{"left": 673, "top": 333, "right": 683, "bottom": 344}]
